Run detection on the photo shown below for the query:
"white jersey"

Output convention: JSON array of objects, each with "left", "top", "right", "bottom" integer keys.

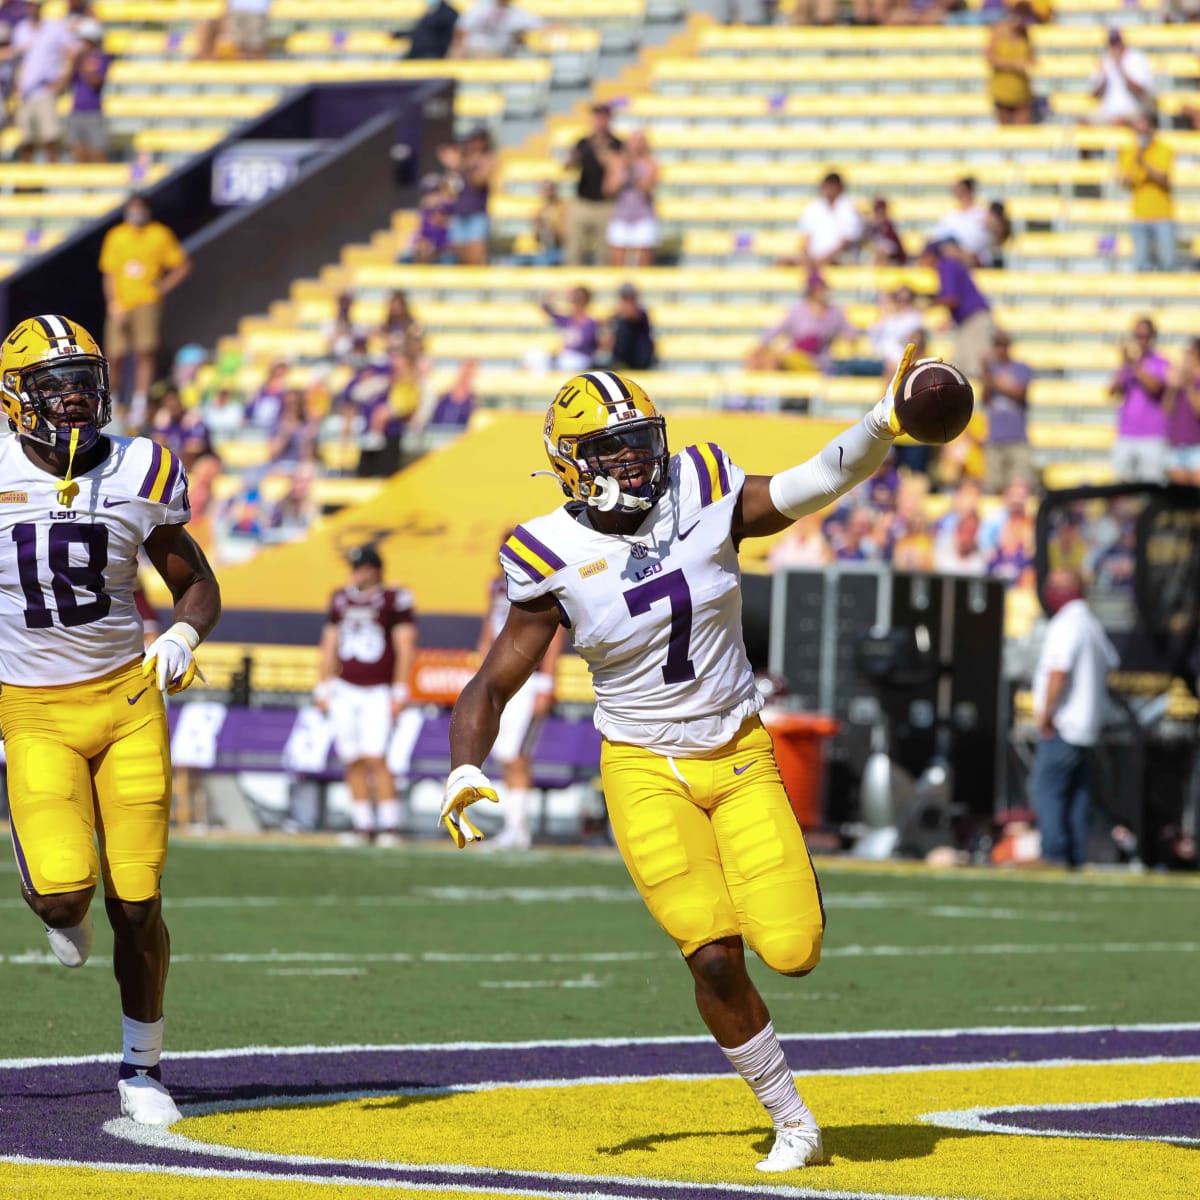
[
  {"left": 0, "top": 434, "right": 189, "bottom": 687},
  {"left": 500, "top": 443, "right": 762, "bottom": 756}
]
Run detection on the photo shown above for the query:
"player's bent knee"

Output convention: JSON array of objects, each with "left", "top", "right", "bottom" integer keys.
[
  {"left": 28, "top": 889, "right": 92, "bottom": 928},
  {"left": 107, "top": 863, "right": 162, "bottom": 905},
  {"left": 757, "top": 925, "right": 822, "bottom": 977}
]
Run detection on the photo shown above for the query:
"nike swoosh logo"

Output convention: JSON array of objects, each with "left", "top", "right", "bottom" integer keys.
[
  {"left": 103, "top": 498, "right": 131, "bottom": 508},
  {"left": 838, "top": 445, "right": 844, "bottom": 472},
  {"left": 679, "top": 521, "right": 700, "bottom": 540},
  {"left": 126, "top": 689, "right": 148, "bottom": 706},
  {"left": 733, "top": 763, "right": 752, "bottom": 775}
]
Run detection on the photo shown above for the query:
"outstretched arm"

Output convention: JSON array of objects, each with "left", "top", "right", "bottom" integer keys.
[{"left": 734, "top": 345, "right": 922, "bottom": 540}]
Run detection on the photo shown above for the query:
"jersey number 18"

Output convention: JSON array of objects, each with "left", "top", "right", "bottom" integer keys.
[{"left": 12, "top": 522, "right": 112, "bottom": 629}]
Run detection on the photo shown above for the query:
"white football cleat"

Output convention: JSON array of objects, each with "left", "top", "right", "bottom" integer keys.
[
  {"left": 44, "top": 911, "right": 93, "bottom": 968},
  {"left": 756, "top": 1124, "right": 824, "bottom": 1172},
  {"left": 118, "top": 1072, "right": 183, "bottom": 1126},
  {"left": 374, "top": 831, "right": 403, "bottom": 848},
  {"left": 486, "top": 827, "right": 532, "bottom": 851}
]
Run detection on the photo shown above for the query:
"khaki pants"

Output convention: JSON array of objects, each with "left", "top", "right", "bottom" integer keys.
[
  {"left": 984, "top": 441, "right": 1034, "bottom": 493},
  {"left": 106, "top": 300, "right": 162, "bottom": 358},
  {"left": 954, "top": 309, "right": 996, "bottom": 381},
  {"left": 16, "top": 88, "right": 61, "bottom": 147},
  {"left": 565, "top": 199, "right": 614, "bottom": 266}
]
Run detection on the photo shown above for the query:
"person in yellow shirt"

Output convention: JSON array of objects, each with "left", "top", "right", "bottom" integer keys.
[
  {"left": 98, "top": 195, "right": 192, "bottom": 429},
  {"left": 985, "top": 5, "right": 1036, "bottom": 127},
  {"left": 1118, "top": 114, "right": 1177, "bottom": 272}
]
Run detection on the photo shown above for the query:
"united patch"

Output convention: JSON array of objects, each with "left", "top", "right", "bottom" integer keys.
[
  {"left": 0, "top": 490, "right": 27, "bottom": 503},
  {"left": 579, "top": 559, "right": 608, "bottom": 578}
]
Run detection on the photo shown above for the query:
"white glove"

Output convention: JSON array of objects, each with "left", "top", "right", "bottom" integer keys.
[
  {"left": 439, "top": 764, "right": 499, "bottom": 849},
  {"left": 142, "top": 622, "right": 201, "bottom": 695},
  {"left": 869, "top": 343, "right": 943, "bottom": 438}
]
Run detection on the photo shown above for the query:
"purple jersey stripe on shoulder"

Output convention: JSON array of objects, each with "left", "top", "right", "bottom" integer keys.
[
  {"left": 684, "top": 444, "right": 712, "bottom": 507},
  {"left": 707, "top": 443, "right": 731, "bottom": 497},
  {"left": 160, "top": 451, "right": 181, "bottom": 505},
  {"left": 9, "top": 817, "right": 37, "bottom": 895},
  {"left": 500, "top": 543, "right": 544, "bottom": 583},
  {"left": 514, "top": 525, "right": 566, "bottom": 572},
  {"left": 138, "top": 441, "right": 164, "bottom": 499}
]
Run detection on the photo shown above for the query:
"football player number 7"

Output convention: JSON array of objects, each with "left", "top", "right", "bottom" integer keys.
[
  {"left": 624, "top": 569, "right": 696, "bottom": 685},
  {"left": 12, "top": 522, "right": 112, "bottom": 629}
]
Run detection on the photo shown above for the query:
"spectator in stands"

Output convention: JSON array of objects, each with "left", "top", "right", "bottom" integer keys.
[
  {"left": 1047, "top": 508, "right": 1090, "bottom": 577},
  {"left": 404, "top": 0, "right": 458, "bottom": 61},
  {"left": 453, "top": 0, "right": 541, "bottom": 59},
  {"left": 1088, "top": 27, "right": 1155, "bottom": 127},
  {"left": 99, "top": 194, "right": 191, "bottom": 429},
  {"left": 986, "top": 3, "right": 1036, "bottom": 127},
  {"left": 525, "top": 179, "right": 566, "bottom": 265},
  {"left": 225, "top": 0, "right": 270, "bottom": 59},
  {"left": 863, "top": 196, "right": 906, "bottom": 266},
  {"left": 60, "top": 17, "right": 108, "bottom": 163},
  {"left": 12, "top": 1, "right": 74, "bottom": 162},
  {"left": 1030, "top": 568, "right": 1120, "bottom": 869},
  {"left": 265, "top": 460, "right": 319, "bottom": 542},
  {"left": 1165, "top": 338, "right": 1200, "bottom": 484},
  {"left": 565, "top": 103, "right": 622, "bottom": 267},
  {"left": 831, "top": 505, "right": 881, "bottom": 562},
  {"left": 867, "top": 286, "right": 925, "bottom": 378},
  {"left": 530, "top": 287, "right": 598, "bottom": 374},
  {"left": 890, "top": 505, "right": 936, "bottom": 571},
  {"left": 979, "top": 328, "right": 1034, "bottom": 493},
  {"left": 246, "top": 360, "right": 289, "bottom": 432},
  {"left": 1110, "top": 315, "right": 1170, "bottom": 483},
  {"left": 406, "top": 166, "right": 455, "bottom": 264},
  {"left": 985, "top": 482, "right": 1037, "bottom": 588},
  {"left": 1118, "top": 113, "right": 1177, "bottom": 272},
  {"left": 932, "top": 177, "right": 996, "bottom": 268},
  {"left": 342, "top": 347, "right": 421, "bottom": 478},
  {"left": 934, "top": 475, "right": 981, "bottom": 546},
  {"left": 149, "top": 384, "right": 214, "bottom": 470},
  {"left": 918, "top": 239, "right": 995, "bottom": 379},
  {"left": 934, "top": 508, "right": 987, "bottom": 576},
  {"left": 602, "top": 282, "right": 656, "bottom": 372},
  {"left": 884, "top": 0, "right": 962, "bottom": 24},
  {"left": 268, "top": 388, "right": 319, "bottom": 467},
  {"left": 379, "top": 289, "right": 425, "bottom": 356},
  {"left": 605, "top": 129, "right": 659, "bottom": 268},
  {"left": 985, "top": 200, "right": 1012, "bottom": 268},
  {"left": 746, "top": 270, "right": 855, "bottom": 374},
  {"left": 767, "top": 511, "right": 832, "bottom": 569},
  {"left": 980, "top": 474, "right": 1033, "bottom": 549},
  {"left": 782, "top": 171, "right": 863, "bottom": 269},
  {"left": 197, "top": 384, "right": 245, "bottom": 440},
  {"left": 0, "top": 24, "right": 17, "bottom": 128},
  {"left": 425, "top": 358, "right": 478, "bottom": 431},
  {"left": 445, "top": 129, "right": 495, "bottom": 266},
  {"left": 325, "top": 292, "right": 360, "bottom": 360}
]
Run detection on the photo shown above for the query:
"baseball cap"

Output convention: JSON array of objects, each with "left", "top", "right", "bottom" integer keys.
[
  {"left": 348, "top": 545, "right": 383, "bottom": 570},
  {"left": 78, "top": 18, "right": 103, "bottom": 41}
]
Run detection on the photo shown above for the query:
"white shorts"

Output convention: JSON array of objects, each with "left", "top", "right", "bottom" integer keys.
[
  {"left": 607, "top": 217, "right": 659, "bottom": 250},
  {"left": 329, "top": 680, "right": 393, "bottom": 763},
  {"left": 492, "top": 673, "right": 539, "bottom": 764},
  {"left": 1112, "top": 436, "right": 1169, "bottom": 484}
]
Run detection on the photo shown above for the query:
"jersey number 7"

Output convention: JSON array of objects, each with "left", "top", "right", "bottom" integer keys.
[{"left": 624, "top": 568, "right": 696, "bottom": 685}]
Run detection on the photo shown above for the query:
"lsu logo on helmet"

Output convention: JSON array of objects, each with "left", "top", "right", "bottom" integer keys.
[
  {"left": 543, "top": 370, "right": 669, "bottom": 514},
  {"left": 0, "top": 314, "right": 112, "bottom": 449}
]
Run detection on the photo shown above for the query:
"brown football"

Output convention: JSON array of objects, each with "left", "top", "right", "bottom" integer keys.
[{"left": 894, "top": 362, "right": 975, "bottom": 445}]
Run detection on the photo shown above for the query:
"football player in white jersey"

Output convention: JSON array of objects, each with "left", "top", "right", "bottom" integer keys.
[
  {"left": 0, "top": 315, "right": 221, "bottom": 1127},
  {"left": 442, "top": 349, "right": 948, "bottom": 1172}
]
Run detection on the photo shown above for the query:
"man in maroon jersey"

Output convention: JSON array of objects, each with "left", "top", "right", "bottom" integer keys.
[{"left": 314, "top": 545, "right": 417, "bottom": 845}]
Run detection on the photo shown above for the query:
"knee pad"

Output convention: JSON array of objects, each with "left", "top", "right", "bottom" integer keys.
[
  {"left": 757, "top": 925, "right": 822, "bottom": 977},
  {"left": 37, "top": 847, "right": 95, "bottom": 893},
  {"left": 106, "top": 862, "right": 161, "bottom": 904},
  {"left": 624, "top": 811, "right": 689, "bottom": 889}
]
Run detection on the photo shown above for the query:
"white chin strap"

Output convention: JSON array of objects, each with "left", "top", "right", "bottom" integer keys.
[{"left": 588, "top": 474, "right": 652, "bottom": 513}]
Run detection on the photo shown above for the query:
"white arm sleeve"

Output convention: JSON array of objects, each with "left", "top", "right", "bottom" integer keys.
[{"left": 768, "top": 405, "right": 894, "bottom": 521}]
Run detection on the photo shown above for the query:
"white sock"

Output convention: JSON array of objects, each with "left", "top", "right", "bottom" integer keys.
[
  {"left": 351, "top": 800, "right": 375, "bottom": 834},
  {"left": 502, "top": 788, "right": 534, "bottom": 835},
  {"left": 377, "top": 799, "right": 404, "bottom": 832},
  {"left": 122, "top": 1014, "right": 164, "bottom": 1069},
  {"left": 721, "top": 1022, "right": 817, "bottom": 1131},
  {"left": 44, "top": 909, "right": 93, "bottom": 967}
]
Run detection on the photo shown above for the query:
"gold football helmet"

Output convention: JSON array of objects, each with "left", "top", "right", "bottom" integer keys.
[
  {"left": 542, "top": 370, "right": 668, "bottom": 512},
  {"left": 0, "top": 314, "right": 111, "bottom": 450}
]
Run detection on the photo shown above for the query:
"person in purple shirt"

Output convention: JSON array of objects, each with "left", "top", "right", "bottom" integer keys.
[
  {"left": 445, "top": 129, "right": 494, "bottom": 266},
  {"left": 1109, "top": 316, "right": 1170, "bottom": 483},
  {"left": 918, "top": 240, "right": 995, "bottom": 379},
  {"left": 529, "top": 286, "right": 598, "bottom": 373},
  {"left": 979, "top": 329, "right": 1034, "bottom": 493},
  {"left": 245, "top": 360, "right": 289, "bottom": 431},
  {"left": 426, "top": 358, "right": 477, "bottom": 431},
  {"left": 1165, "top": 337, "right": 1200, "bottom": 485},
  {"left": 62, "top": 17, "right": 108, "bottom": 162}
]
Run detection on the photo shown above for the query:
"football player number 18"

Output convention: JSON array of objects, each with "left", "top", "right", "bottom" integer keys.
[
  {"left": 624, "top": 568, "right": 696, "bottom": 685},
  {"left": 12, "top": 522, "right": 112, "bottom": 629}
]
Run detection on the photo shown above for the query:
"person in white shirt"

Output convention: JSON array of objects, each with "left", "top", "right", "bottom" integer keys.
[
  {"left": 1030, "top": 569, "right": 1120, "bottom": 867},
  {"left": 1090, "top": 27, "right": 1155, "bottom": 126},
  {"left": 931, "top": 177, "right": 994, "bottom": 267},
  {"left": 790, "top": 172, "right": 864, "bottom": 268},
  {"left": 453, "top": 0, "right": 541, "bottom": 59},
  {"left": 867, "top": 286, "right": 926, "bottom": 376}
]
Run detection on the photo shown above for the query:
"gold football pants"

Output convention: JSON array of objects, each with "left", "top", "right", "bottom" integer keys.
[
  {"left": 601, "top": 717, "right": 825, "bottom": 968},
  {"left": 2, "top": 659, "right": 171, "bottom": 901}
]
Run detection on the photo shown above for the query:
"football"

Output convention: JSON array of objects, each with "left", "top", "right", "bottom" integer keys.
[{"left": 894, "top": 361, "right": 975, "bottom": 445}]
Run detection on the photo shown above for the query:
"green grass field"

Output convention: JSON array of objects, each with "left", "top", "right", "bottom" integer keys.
[{"left": 2, "top": 840, "right": 1199, "bottom": 1200}]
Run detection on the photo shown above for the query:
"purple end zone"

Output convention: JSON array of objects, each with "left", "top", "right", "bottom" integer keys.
[
  {"left": 981, "top": 1099, "right": 1200, "bottom": 1143},
  {"left": 1, "top": 1028, "right": 1197, "bottom": 1196}
]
